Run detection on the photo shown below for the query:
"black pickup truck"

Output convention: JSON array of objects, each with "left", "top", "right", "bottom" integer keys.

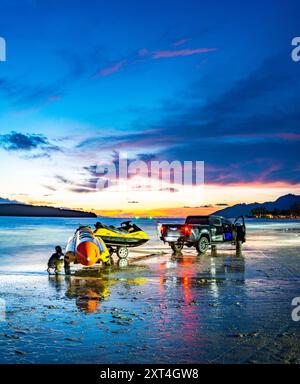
[{"left": 159, "top": 215, "right": 246, "bottom": 254}]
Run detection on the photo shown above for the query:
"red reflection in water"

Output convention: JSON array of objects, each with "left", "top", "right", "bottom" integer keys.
[{"left": 156, "top": 258, "right": 203, "bottom": 344}]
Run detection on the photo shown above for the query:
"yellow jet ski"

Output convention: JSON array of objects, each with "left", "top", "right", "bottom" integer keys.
[{"left": 93, "top": 220, "right": 149, "bottom": 259}]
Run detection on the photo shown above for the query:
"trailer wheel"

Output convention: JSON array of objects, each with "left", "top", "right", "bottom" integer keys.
[
  {"left": 196, "top": 236, "right": 209, "bottom": 254},
  {"left": 116, "top": 246, "right": 129, "bottom": 259},
  {"left": 170, "top": 242, "right": 184, "bottom": 253}
]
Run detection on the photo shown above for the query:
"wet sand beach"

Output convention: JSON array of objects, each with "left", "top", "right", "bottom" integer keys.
[{"left": 0, "top": 217, "right": 299, "bottom": 363}]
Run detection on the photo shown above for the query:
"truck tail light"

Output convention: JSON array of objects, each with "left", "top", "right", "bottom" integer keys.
[
  {"left": 182, "top": 225, "right": 191, "bottom": 236},
  {"left": 160, "top": 225, "right": 167, "bottom": 235}
]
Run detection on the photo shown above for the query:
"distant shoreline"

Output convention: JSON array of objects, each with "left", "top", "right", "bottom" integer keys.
[
  {"left": 0, "top": 203, "right": 96, "bottom": 218},
  {"left": 0, "top": 213, "right": 300, "bottom": 222},
  {"left": 0, "top": 215, "right": 96, "bottom": 218}
]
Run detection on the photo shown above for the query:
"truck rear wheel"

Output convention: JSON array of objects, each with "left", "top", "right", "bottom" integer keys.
[
  {"left": 170, "top": 242, "right": 184, "bottom": 253},
  {"left": 196, "top": 236, "right": 209, "bottom": 254}
]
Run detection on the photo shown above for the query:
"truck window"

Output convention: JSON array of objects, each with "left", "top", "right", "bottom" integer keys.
[
  {"left": 210, "top": 217, "right": 222, "bottom": 226},
  {"left": 222, "top": 219, "right": 232, "bottom": 226},
  {"left": 185, "top": 216, "right": 209, "bottom": 225}
]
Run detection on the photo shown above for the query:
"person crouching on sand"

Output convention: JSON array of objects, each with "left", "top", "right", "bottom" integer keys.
[{"left": 47, "top": 246, "right": 64, "bottom": 274}]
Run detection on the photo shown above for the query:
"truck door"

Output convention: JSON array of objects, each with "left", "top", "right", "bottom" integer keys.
[
  {"left": 209, "top": 217, "right": 223, "bottom": 242},
  {"left": 222, "top": 219, "right": 233, "bottom": 242}
]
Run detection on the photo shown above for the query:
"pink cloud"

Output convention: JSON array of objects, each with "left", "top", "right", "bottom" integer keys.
[
  {"left": 48, "top": 95, "right": 61, "bottom": 102},
  {"left": 172, "top": 38, "right": 190, "bottom": 47},
  {"left": 94, "top": 60, "right": 127, "bottom": 78},
  {"left": 138, "top": 48, "right": 149, "bottom": 57},
  {"left": 275, "top": 133, "right": 300, "bottom": 140},
  {"left": 152, "top": 48, "right": 217, "bottom": 59}
]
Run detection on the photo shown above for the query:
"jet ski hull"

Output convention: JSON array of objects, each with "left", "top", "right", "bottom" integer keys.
[
  {"left": 96, "top": 235, "right": 149, "bottom": 247},
  {"left": 94, "top": 221, "right": 150, "bottom": 249}
]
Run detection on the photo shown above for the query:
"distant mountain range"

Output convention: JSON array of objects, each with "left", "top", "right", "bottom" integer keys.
[
  {"left": 213, "top": 194, "right": 300, "bottom": 217},
  {"left": 0, "top": 197, "right": 19, "bottom": 204},
  {"left": 0, "top": 202, "right": 96, "bottom": 218}
]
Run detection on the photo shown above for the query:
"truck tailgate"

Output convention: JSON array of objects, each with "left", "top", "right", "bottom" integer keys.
[{"left": 160, "top": 224, "right": 183, "bottom": 242}]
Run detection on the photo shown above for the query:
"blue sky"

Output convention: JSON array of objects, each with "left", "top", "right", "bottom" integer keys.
[{"left": 0, "top": 0, "right": 299, "bottom": 215}]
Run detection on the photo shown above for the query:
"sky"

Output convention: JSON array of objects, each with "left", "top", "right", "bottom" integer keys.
[{"left": 0, "top": 0, "right": 299, "bottom": 217}]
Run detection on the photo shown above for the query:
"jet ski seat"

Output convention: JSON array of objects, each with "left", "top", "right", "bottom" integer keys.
[
  {"left": 118, "top": 221, "right": 141, "bottom": 233},
  {"left": 95, "top": 222, "right": 129, "bottom": 234}
]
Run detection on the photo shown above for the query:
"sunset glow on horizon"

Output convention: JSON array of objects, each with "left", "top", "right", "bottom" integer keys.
[{"left": 3, "top": 180, "right": 300, "bottom": 217}]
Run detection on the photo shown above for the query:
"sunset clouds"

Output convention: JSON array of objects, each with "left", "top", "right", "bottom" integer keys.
[
  {"left": 152, "top": 48, "right": 217, "bottom": 59},
  {"left": 94, "top": 59, "right": 127, "bottom": 78},
  {"left": 92, "top": 45, "right": 216, "bottom": 78}
]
